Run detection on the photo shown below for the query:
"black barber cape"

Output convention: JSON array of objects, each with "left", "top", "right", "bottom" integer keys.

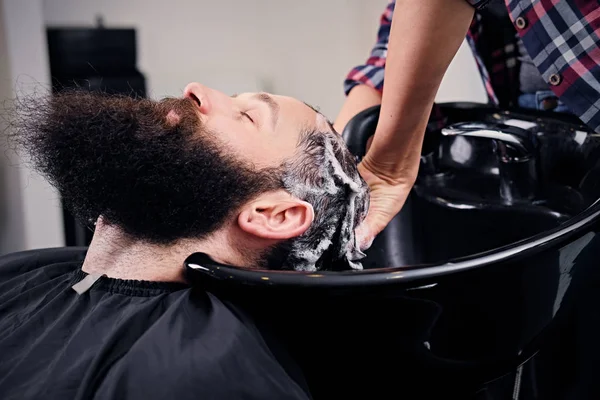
[{"left": 0, "top": 248, "right": 311, "bottom": 400}]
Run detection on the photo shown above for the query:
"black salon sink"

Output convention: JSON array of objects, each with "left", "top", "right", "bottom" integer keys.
[
  {"left": 365, "top": 191, "right": 569, "bottom": 268},
  {"left": 186, "top": 103, "right": 600, "bottom": 399},
  {"left": 344, "top": 103, "right": 594, "bottom": 270}
]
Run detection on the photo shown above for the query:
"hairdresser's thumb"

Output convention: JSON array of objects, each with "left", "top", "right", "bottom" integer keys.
[{"left": 355, "top": 222, "right": 375, "bottom": 252}]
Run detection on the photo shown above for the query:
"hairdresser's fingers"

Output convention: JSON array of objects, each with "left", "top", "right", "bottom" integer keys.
[
  {"left": 356, "top": 187, "right": 409, "bottom": 248},
  {"left": 355, "top": 162, "right": 413, "bottom": 250}
]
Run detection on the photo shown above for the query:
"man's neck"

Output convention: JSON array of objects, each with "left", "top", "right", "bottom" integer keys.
[{"left": 82, "top": 219, "right": 252, "bottom": 283}]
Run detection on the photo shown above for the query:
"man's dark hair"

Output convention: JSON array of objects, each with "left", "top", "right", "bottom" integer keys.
[{"left": 7, "top": 90, "right": 368, "bottom": 270}]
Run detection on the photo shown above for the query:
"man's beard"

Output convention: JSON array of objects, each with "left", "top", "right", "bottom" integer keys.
[{"left": 9, "top": 90, "right": 283, "bottom": 246}]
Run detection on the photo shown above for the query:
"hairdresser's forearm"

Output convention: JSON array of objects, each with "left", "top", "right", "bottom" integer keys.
[
  {"left": 334, "top": 85, "right": 382, "bottom": 133},
  {"left": 361, "top": 0, "right": 474, "bottom": 184}
]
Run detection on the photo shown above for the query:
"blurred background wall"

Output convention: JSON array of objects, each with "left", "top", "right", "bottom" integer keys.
[
  {"left": 0, "top": 0, "right": 486, "bottom": 254},
  {"left": 1, "top": 0, "right": 65, "bottom": 255}
]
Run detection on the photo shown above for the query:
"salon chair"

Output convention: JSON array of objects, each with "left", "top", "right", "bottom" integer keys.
[{"left": 186, "top": 103, "right": 600, "bottom": 399}]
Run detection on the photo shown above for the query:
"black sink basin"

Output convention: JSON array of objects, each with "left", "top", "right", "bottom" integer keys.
[
  {"left": 185, "top": 103, "right": 600, "bottom": 399},
  {"left": 364, "top": 190, "right": 569, "bottom": 268},
  {"left": 346, "top": 103, "right": 596, "bottom": 270}
]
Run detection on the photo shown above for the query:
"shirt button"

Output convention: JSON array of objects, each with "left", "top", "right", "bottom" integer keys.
[
  {"left": 515, "top": 16, "right": 528, "bottom": 29},
  {"left": 549, "top": 73, "right": 562, "bottom": 86}
]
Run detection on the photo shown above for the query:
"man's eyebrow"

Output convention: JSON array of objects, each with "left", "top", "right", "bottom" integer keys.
[
  {"left": 253, "top": 93, "right": 280, "bottom": 130},
  {"left": 303, "top": 102, "right": 336, "bottom": 133},
  {"left": 234, "top": 93, "right": 279, "bottom": 129}
]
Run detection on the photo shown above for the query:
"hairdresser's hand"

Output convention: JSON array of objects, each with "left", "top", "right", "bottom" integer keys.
[
  {"left": 351, "top": 0, "right": 474, "bottom": 251},
  {"left": 354, "top": 158, "right": 415, "bottom": 251}
]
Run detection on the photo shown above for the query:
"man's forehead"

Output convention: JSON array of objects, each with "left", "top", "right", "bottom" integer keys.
[
  {"left": 302, "top": 102, "right": 335, "bottom": 133},
  {"left": 314, "top": 112, "right": 332, "bottom": 132}
]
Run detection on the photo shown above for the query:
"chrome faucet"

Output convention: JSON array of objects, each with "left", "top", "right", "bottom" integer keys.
[
  {"left": 440, "top": 121, "right": 539, "bottom": 202},
  {"left": 441, "top": 122, "right": 535, "bottom": 161}
]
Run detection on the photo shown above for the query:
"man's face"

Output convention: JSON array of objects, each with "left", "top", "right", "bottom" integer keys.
[
  {"left": 181, "top": 82, "right": 336, "bottom": 166},
  {"left": 12, "top": 83, "right": 338, "bottom": 244},
  {"left": 12, "top": 82, "right": 367, "bottom": 270}
]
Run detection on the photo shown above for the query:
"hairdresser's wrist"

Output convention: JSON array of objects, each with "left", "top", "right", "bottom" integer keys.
[
  {"left": 361, "top": 124, "right": 422, "bottom": 187},
  {"left": 360, "top": 151, "right": 418, "bottom": 188}
]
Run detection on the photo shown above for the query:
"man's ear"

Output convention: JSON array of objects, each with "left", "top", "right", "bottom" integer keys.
[{"left": 237, "top": 190, "right": 314, "bottom": 240}]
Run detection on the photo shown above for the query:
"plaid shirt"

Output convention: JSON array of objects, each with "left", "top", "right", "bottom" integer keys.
[{"left": 344, "top": 0, "right": 600, "bottom": 133}]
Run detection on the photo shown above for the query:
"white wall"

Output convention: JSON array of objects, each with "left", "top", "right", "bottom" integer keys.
[
  {"left": 0, "top": 0, "right": 65, "bottom": 254},
  {"left": 42, "top": 0, "right": 486, "bottom": 120},
  {"left": 0, "top": 0, "right": 26, "bottom": 254}
]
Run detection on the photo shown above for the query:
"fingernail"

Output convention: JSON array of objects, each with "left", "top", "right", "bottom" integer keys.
[
  {"left": 360, "top": 235, "right": 374, "bottom": 251},
  {"left": 355, "top": 225, "right": 374, "bottom": 251}
]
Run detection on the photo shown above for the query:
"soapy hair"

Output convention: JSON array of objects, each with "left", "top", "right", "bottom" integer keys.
[{"left": 275, "top": 129, "right": 370, "bottom": 271}]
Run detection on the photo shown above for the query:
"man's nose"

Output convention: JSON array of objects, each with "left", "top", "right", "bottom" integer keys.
[{"left": 183, "top": 82, "right": 213, "bottom": 115}]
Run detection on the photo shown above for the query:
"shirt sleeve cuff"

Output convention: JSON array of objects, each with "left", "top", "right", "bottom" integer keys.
[{"left": 344, "top": 65, "right": 386, "bottom": 96}]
